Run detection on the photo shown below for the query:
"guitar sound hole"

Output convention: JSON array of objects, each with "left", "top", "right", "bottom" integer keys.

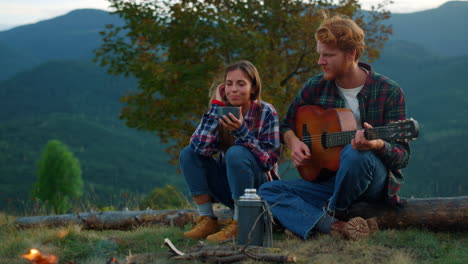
[{"left": 321, "top": 133, "right": 327, "bottom": 149}]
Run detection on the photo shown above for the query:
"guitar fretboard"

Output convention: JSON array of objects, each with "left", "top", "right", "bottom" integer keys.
[
  {"left": 302, "top": 125, "right": 406, "bottom": 148},
  {"left": 326, "top": 129, "right": 379, "bottom": 148}
]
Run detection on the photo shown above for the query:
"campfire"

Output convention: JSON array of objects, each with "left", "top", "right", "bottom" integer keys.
[
  {"left": 22, "top": 249, "right": 121, "bottom": 264},
  {"left": 22, "top": 249, "right": 58, "bottom": 264}
]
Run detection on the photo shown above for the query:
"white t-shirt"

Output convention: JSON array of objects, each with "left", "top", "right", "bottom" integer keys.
[{"left": 337, "top": 84, "right": 363, "bottom": 129}]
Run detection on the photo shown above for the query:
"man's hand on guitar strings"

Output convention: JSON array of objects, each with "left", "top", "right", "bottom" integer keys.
[{"left": 352, "top": 122, "right": 385, "bottom": 151}]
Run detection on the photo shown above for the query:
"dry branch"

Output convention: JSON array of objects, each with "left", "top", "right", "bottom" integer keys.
[
  {"left": 162, "top": 238, "right": 185, "bottom": 256},
  {"left": 162, "top": 238, "right": 296, "bottom": 263}
]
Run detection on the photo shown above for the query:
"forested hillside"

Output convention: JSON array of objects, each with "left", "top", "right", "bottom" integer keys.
[
  {"left": 374, "top": 40, "right": 468, "bottom": 197},
  {"left": 0, "top": 62, "right": 183, "bottom": 210}
]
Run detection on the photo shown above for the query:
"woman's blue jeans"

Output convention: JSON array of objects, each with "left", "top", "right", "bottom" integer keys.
[
  {"left": 180, "top": 145, "right": 266, "bottom": 209},
  {"left": 258, "top": 144, "right": 387, "bottom": 239}
]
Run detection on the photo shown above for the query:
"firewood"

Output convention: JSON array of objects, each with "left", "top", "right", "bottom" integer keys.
[
  {"left": 163, "top": 238, "right": 296, "bottom": 263},
  {"left": 244, "top": 250, "right": 297, "bottom": 263},
  {"left": 171, "top": 250, "right": 242, "bottom": 260},
  {"left": 209, "top": 254, "right": 247, "bottom": 263},
  {"left": 162, "top": 238, "right": 185, "bottom": 256}
]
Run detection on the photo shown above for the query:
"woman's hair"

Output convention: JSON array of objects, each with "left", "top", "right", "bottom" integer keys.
[{"left": 314, "top": 12, "right": 365, "bottom": 61}]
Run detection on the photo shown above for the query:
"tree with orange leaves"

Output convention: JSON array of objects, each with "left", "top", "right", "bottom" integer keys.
[{"left": 94, "top": 0, "right": 392, "bottom": 163}]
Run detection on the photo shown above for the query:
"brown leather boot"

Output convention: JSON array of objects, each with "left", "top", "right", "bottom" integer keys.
[
  {"left": 206, "top": 219, "right": 238, "bottom": 242},
  {"left": 330, "top": 217, "right": 371, "bottom": 241},
  {"left": 183, "top": 215, "right": 218, "bottom": 240}
]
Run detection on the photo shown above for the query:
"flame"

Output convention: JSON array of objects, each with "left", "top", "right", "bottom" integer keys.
[
  {"left": 22, "top": 249, "right": 39, "bottom": 261},
  {"left": 22, "top": 248, "right": 58, "bottom": 264}
]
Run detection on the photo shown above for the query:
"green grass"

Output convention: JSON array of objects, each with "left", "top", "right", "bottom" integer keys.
[
  {"left": 0, "top": 212, "right": 196, "bottom": 264},
  {"left": 1, "top": 212, "right": 467, "bottom": 264},
  {"left": 369, "top": 229, "right": 468, "bottom": 264}
]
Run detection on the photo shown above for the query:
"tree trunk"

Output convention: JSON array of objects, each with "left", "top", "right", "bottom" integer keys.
[
  {"left": 15, "top": 209, "right": 198, "bottom": 230},
  {"left": 15, "top": 196, "right": 468, "bottom": 232},
  {"left": 345, "top": 196, "right": 468, "bottom": 232}
]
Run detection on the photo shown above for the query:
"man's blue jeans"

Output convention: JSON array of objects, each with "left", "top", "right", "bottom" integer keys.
[
  {"left": 180, "top": 145, "right": 266, "bottom": 209},
  {"left": 259, "top": 144, "right": 387, "bottom": 239}
]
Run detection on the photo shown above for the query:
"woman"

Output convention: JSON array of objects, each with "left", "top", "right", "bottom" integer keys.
[{"left": 179, "top": 60, "right": 280, "bottom": 242}]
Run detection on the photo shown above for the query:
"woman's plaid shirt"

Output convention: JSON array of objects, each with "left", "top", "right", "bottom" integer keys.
[
  {"left": 281, "top": 62, "right": 410, "bottom": 204},
  {"left": 190, "top": 100, "right": 281, "bottom": 181}
]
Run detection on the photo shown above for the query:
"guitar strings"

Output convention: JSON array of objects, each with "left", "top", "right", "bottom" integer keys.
[
  {"left": 300, "top": 125, "right": 410, "bottom": 141},
  {"left": 301, "top": 127, "right": 396, "bottom": 139}
]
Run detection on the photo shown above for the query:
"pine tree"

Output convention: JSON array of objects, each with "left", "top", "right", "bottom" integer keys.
[{"left": 32, "top": 140, "right": 83, "bottom": 214}]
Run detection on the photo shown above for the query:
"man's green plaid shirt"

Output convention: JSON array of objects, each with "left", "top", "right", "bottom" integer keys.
[{"left": 281, "top": 62, "right": 410, "bottom": 205}]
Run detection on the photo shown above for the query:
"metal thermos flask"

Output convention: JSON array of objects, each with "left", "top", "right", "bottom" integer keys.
[{"left": 237, "top": 188, "right": 270, "bottom": 247}]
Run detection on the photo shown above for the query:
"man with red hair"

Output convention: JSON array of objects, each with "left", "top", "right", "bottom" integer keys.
[{"left": 259, "top": 14, "right": 410, "bottom": 240}]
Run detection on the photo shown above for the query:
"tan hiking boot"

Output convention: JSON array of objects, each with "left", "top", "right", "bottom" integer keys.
[
  {"left": 330, "top": 217, "right": 370, "bottom": 241},
  {"left": 206, "top": 219, "right": 238, "bottom": 242},
  {"left": 184, "top": 215, "right": 218, "bottom": 240}
]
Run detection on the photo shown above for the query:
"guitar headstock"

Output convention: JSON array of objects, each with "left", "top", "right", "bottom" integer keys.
[{"left": 385, "top": 119, "right": 419, "bottom": 141}]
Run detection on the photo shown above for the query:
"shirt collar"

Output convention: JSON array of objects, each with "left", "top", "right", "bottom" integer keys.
[
  {"left": 244, "top": 100, "right": 260, "bottom": 122},
  {"left": 358, "top": 62, "right": 373, "bottom": 98}
]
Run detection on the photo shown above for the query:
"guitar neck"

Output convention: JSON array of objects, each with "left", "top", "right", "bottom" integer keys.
[{"left": 326, "top": 127, "right": 385, "bottom": 148}]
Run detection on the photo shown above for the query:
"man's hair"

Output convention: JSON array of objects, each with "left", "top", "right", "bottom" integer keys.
[{"left": 315, "top": 13, "right": 365, "bottom": 61}]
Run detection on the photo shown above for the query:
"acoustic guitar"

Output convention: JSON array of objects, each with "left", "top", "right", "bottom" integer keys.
[{"left": 294, "top": 105, "right": 419, "bottom": 181}]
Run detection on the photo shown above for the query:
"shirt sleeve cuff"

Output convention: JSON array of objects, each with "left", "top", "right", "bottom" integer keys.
[
  {"left": 208, "top": 103, "right": 220, "bottom": 117},
  {"left": 211, "top": 99, "right": 225, "bottom": 106},
  {"left": 374, "top": 140, "right": 390, "bottom": 157}
]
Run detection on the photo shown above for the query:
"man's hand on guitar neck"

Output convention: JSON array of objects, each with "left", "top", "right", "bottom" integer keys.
[
  {"left": 352, "top": 122, "right": 385, "bottom": 151},
  {"left": 284, "top": 130, "right": 311, "bottom": 167}
]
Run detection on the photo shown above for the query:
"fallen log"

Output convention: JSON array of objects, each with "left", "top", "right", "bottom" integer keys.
[
  {"left": 15, "top": 209, "right": 198, "bottom": 230},
  {"left": 346, "top": 196, "right": 468, "bottom": 232},
  {"left": 14, "top": 196, "right": 468, "bottom": 232}
]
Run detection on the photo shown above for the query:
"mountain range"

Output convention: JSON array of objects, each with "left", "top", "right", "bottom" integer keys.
[
  {"left": 1, "top": 2, "right": 467, "bottom": 210},
  {"left": 388, "top": 1, "right": 468, "bottom": 57},
  {"left": 0, "top": 9, "right": 124, "bottom": 81}
]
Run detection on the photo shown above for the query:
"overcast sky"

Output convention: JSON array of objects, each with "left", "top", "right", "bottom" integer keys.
[{"left": 0, "top": 0, "right": 464, "bottom": 30}]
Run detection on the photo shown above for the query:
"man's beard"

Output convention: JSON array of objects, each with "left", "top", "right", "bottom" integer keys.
[
  {"left": 323, "top": 69, "right": 342, "bottom": 81},
  {"left": 323, "top": 71, "right": 335, "bottom": 81},
  {"left": 322, "top": 61, "right": 351, "bottom": 81}
]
